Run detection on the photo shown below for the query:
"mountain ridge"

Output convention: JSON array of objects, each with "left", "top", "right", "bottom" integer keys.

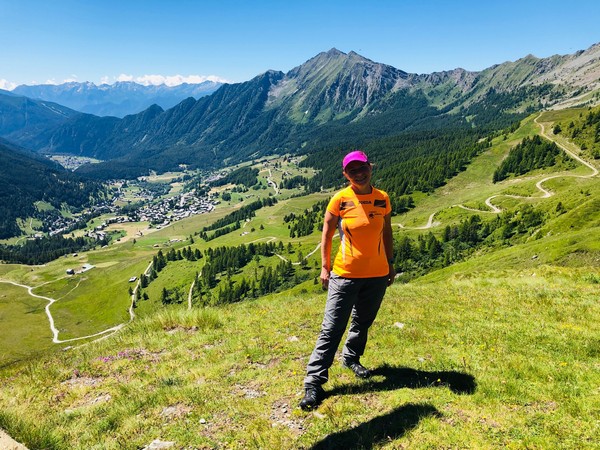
[
  {"left": 0, "top": 91, "right": 78, "bottom": 139},
  {"left": 4, "top": 43, "right": 600, "bottom": 179},
  {"left": 12, "top": 80, "right": 222, "bottom": 118}
]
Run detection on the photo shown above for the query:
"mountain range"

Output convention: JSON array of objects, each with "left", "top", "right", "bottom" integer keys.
[
  {"left": 0, "top": 89, "right": 78, "bottom": 139},
  {"left": 2, "top": 40, "right": 600, "bottom": 449},
  {"left": 11, "top": 80, "right": 222, "bottom": 118},
  {"left": 2, "top": 43, "right": 600, "bottom": 182}
]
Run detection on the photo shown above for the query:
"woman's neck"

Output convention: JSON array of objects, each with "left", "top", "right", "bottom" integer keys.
[{"left": 350, "top": 184, "right": 372, "bottom": 195}]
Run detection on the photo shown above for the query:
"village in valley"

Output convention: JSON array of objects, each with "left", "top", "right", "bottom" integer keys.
[
  {"left": 42, "top": 171, "right": 220, "bottom": 243},
  {"left": 33, "top": 155, "right": 308, "bottom": 248}
]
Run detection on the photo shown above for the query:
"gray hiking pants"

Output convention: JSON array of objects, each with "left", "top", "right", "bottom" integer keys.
[{"left": 304, "top": 272, "right": 388, "bottom": 388}]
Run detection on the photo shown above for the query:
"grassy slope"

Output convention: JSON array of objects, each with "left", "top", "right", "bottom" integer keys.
[
  {"left": 0, "top": 283, "right": 53, "bottom": 363},
  {"left": 0, "top": 110, "right": 599, "bottom": 448},
  {"left": 0, "top": 267, "right": 598, "bottom": 449},
  {"left": 0, "top": 159, "right": 328, "bottom": 364}
]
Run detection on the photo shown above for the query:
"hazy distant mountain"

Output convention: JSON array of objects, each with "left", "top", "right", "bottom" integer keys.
[
  {"left": 0, "top": 91, "right": 78, "bottom": 139},
  {"left": 12, "top": 80, "right": 222, "bottom": 117},
  {"left": 8, "top": 43, "right": 600, "bottom": 179}
]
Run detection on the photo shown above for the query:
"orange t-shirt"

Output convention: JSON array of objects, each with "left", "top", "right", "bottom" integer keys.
[{"left": 327, "top": 186, "right": 392, "bottom": 278}]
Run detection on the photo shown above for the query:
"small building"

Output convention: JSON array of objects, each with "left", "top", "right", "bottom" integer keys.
[{"left": 80, "top": 264, "right": 95, "bottom": 273}]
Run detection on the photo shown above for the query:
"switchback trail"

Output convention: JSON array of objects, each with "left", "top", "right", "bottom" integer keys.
[
  {"left": 397, "top": 113, "right": 597, "bottom": 227},
  {"left": 458, "top": 114, "right": 598, "bottom": 214}
]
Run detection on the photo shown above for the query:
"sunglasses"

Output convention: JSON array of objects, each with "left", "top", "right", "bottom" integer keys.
[{"left": 346, "top": 164, "right": 371, "bottom": 176}]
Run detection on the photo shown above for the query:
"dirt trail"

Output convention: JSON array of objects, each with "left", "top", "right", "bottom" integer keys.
[
  {"left": 259, "top": 167, "right": 280, "bottom": 195},
  {"left": 0, "top": 429, "right": 28, "bottom": 450},
  {"left": 397, "top": 212, "right": 439, "bottom": 230},
  {"left": 0, "top": 260, "right": 151, "bottom": 345},
  {"left": 414, "top": 113, "right": 597, "bottom": 222},
  {"left": 0, "top": 279, "right": 127, "bottom": 344},
  {"left": 467, "top": 114, "right": 598, "bottom": 214}
]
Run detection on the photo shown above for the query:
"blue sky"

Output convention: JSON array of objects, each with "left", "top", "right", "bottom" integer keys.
[{"left": 1, "top": 0, "right": 599, "bottom": 89}]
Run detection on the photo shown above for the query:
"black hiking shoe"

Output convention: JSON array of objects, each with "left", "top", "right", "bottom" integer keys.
[
  {"left": 343, "top": 361, "right": 372, "bottom": 379},
  {"left": 299, "top": 386, "right": 324, "bottom": 411}
]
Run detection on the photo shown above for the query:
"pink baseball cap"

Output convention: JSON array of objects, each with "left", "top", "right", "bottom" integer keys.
[{"left": 342, "top": 150, "right": 369, "bottom": 170}]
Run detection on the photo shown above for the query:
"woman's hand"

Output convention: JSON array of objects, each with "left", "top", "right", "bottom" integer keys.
[
  {"left": 387, "top": 263, "right": 396, "bottom": 286},
  {"left": 320, "top": 267, "right": 330, "bottom": 290}
]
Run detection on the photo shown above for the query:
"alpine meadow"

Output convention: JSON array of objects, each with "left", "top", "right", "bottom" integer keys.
[{"left": 0, "top": 41, "right": 599, "bottom": 449}]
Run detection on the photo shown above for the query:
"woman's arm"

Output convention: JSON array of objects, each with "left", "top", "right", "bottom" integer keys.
[
  {"left": 320, "top": 210, "right": 339, "bottom": 289},
  {"left": 383, "top": 212, "right": 396, "bottom": 285}
]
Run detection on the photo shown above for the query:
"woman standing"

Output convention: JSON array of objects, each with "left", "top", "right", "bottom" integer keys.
[{"left": 300, "top": 150, "right": 396, "bottom": 410}]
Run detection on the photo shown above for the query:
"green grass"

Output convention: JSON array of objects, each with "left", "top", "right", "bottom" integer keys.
[
  {"left": 34, "top": 201, "right": 54, "bottom": 212},
  {"left": 1, "top": 108, "right": 596, "bottom": 358},
  {"left": 0, "top": 266, "right": 598, "bottom": 449},
  {"left": 0, "top": 282, "right": 55, "bottom": 366},
  {"left": 0, "top": 109, "right": 599, "bottom": 448}
]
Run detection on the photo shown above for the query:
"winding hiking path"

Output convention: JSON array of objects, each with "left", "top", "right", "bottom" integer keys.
[
  {"left": 466, "top": 114, "right": 598, "bottom": 214},
  {"left": 535, "top": 115, "right": 598, "bottom": 176},
  {"left": 266, "top": 168, "right": 280, "bottom": 195},
  {"left": 0, "top": 260, "right": 151, "bottom": 346},
  {"left": 0, "top": 279, "right": 126, "bottom": 344},
  {"left": 259, "top": 167, "right": 280, "bottom": 195},
  {"left": 397, "top": 212, "right": 439, "bottom": 230},
  {"left": 188, "top": 280, "right": 195, "bottom": 310},
  {"left": 273, "top": 233, "right": 339, "bottom": 265},
  {"left": 401, "top": 113, "right": 598, "bottom": 226}
]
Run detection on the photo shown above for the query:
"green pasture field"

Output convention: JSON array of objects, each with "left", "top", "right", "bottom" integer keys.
[
  {"left": 0, "top": 265, "right": 598, "bottom": 449},
  {"left": 16, "top": 217, "right": 43, "bottom": 234},
  {"left": 31, "top": 257, "right": 144, "bottom": 340},
  {"left": 0, "top": 282, "right": 55, "bottom": 367},
  {"left": 0, "top": 235, "right": 26, "bottom": 246},
  {"left": 0, "top": 107, "right": 598, "bottom": 408},
  {"left": 145, "top": 171, "right": 185, "bottom": 183},
  {"left": 34, "top": 200, "right": 54, "bottom": 211}
]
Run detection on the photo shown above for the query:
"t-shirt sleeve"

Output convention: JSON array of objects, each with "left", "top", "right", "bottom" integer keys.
[
  {"left": 326, "top": 194, "right": 341, "bottom": 216},
  {"left": 384, "top": 192, "right": 392, "bottom": 215}
]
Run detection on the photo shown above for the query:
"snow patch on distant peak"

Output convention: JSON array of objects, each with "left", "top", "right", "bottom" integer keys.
[{"left": 113, "top": 74, "right": 228, "bottom": 87}]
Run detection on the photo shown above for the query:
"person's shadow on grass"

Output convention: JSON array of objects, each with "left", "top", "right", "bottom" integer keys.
[
  {"left": 307, "top": 365, "right": 476, "bottom": 450},
  {"left": 327, "top": 364, "right": 477, "bottom": 398},
  {"left": 308, "top": 402, "right": 440, "bottom": 450}
]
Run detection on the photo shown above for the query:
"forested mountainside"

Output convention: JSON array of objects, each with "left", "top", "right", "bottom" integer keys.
[
  {"left": 5, "top": 44, "right": 600, "bottom": 180},
  {"left": 301, "top": 126, "right": 496, "bottom": 198},
  {"left": 13, "top": 80, "right": 222, "bottom": 118},
  {"left": 0, "top": 139, "right": 106, "bottom": 239},
  {"left": 0, "top": 91, "right": 77, "bottom": 137}
]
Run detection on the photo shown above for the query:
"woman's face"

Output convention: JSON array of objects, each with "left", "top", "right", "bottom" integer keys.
[{"left": 343, "top": 161, "right": 372, "bottom": 190}]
